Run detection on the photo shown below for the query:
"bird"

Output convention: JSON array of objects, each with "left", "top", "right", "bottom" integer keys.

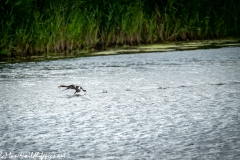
[{"left": 58, "top": 84, "right": 86, "bottom": 94}]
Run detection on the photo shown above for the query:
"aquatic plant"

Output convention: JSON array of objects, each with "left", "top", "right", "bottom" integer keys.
[{"left": 0, "top": 0, "right": 239, "bottom": 57}]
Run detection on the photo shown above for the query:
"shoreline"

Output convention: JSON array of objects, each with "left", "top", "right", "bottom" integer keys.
[{"left": 1, "top": 38, "right": 240, "bottom": 64}]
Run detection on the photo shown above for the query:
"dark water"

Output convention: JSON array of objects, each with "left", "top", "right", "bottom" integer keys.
[{"left": 0, "top": 47, "right": 240, "bottom": 159}]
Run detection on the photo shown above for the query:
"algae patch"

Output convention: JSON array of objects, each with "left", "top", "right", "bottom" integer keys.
[
  {"left": 1, "top": 38, "right": 240, "bottom": 63},
  {"left": 90, "top": 38, "right": 240, "bottom": 56}
]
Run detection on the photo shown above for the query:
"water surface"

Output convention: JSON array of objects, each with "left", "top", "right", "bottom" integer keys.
[{"left": 0, "top": 47, "right": 240, "bottom": 159}]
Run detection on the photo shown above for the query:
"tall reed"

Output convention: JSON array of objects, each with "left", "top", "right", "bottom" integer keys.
[{"left": 0, "top": 0, "right": 239, "bottom": 57}]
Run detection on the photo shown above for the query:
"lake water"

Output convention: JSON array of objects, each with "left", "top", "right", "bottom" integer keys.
[{"left": 0, "top": 47, "right": 240, "bottom": 159}]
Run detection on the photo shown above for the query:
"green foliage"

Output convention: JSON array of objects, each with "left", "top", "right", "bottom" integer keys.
[{"left": 0, "top": 0, "right": 239, "bottom": 56}]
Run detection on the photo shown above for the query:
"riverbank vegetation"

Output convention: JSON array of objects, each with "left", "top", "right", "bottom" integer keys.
[{"left": 0, "top": 0, "right": 239, "bottom": 58}]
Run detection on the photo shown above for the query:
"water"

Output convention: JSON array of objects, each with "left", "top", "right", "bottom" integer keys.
[{"left": 0, "top": 47, "right": 240, "bottom": 159}]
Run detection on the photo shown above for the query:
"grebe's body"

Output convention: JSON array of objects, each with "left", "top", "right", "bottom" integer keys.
[{"left": 58, "top": 84, "right": 86, "bottom": 94}]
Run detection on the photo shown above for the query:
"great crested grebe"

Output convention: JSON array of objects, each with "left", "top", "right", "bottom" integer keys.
[{"left": 58, "top": 84, "right": 86, "bottom": 94}]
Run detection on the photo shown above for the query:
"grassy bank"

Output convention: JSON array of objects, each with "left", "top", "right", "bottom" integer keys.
[{"left": 1, "top": 0, "right": 240, "bottom": 58}]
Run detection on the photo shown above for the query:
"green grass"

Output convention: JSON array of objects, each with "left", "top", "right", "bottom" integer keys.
[{"left": 0, "top": 0, "right": 239, "bottom": 57}]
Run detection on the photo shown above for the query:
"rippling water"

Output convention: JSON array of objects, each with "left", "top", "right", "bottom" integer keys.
[{"left": 0, "top": 47, "right": 240, "bottom": 159}]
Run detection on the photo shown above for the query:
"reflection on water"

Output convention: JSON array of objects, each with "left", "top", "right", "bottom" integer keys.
[{"left": 0, "top": 47, "right": 240, "bottom": 159}]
